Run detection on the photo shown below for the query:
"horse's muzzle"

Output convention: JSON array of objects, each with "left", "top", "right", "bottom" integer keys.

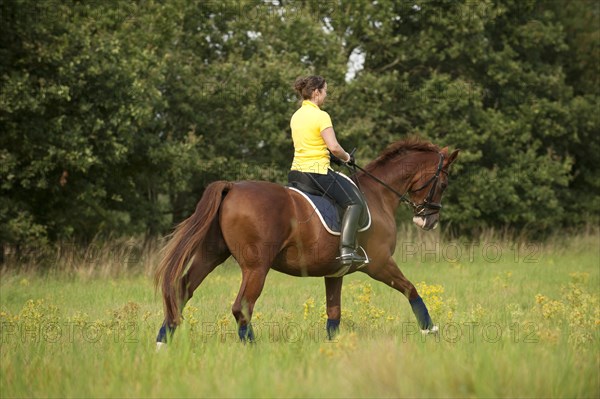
[{"left": 412, "top": 215, "right": 439, "bottom": 230}]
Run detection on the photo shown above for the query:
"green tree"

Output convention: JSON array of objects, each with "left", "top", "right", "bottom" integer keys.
[
  {"left": 329, "top": 0, "right": 598, "bottom": 234},
  {"left": 1, "top": 0, "right": 597, "bottom": 255},
  {"left": 1, "top": 1, "right": 186, "bottom": 246}
]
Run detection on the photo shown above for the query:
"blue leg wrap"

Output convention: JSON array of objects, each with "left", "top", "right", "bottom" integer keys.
[
  {"left": 410, "top": 297, "right": 433, "bottom": 330},
  {"left": 238, "top": 324, "right": 255, "bottom": 343},
  {"left": 326, "top": 319, "right": 340, "bottom": 340},
  {"left": 156, "top": 322, "right": 175, "bottom": 343}
]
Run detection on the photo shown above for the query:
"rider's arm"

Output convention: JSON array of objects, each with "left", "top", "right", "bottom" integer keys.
[{"left": 321, "top": 127, "right": 350, "bottom": 163}]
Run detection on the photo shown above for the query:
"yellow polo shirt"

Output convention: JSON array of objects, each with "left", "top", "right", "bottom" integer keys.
[{"left": 290, "top": 100, "right": 333, "bottom": 174}]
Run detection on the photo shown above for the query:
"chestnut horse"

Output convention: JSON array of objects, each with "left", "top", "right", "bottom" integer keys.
[{"left": 155, "top": 139, "right": 459, "bottom": 345}]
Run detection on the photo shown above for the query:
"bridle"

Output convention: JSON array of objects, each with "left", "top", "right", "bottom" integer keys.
[
  {"left": 408, "top": 153, "right": 446, "bottom": 217},
  {"left": 350, "top": 152, "right": 447, "bottom": 217}
]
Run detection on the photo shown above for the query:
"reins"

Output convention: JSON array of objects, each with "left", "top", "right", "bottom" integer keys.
[
  {"left": 346, "top": 152, "right": 446, "bottom": 216},
  {"left": 347, "top": 162, "right": 411, "bottom": 204}
]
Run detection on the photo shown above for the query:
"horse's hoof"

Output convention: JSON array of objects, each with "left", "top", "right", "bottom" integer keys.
[
  {"left": 421, "top": 325, "right": 439, "bottom": 335},
  {"left": 156, "top": 342, "right": 167, "bottom": 352}
]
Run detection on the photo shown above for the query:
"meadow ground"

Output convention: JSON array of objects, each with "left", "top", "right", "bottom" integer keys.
[{"left": 1, "top": 229, "right": 598, "bottom": 398}]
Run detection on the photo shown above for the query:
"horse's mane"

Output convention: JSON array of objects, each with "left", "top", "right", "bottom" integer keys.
[{"left": 364, "top": 137, "right": 440, "bottom": 171}]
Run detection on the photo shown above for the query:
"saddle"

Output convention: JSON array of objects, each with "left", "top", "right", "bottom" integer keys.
[{"left": 287, "top": 170, "right": 371, "bottom": 235}]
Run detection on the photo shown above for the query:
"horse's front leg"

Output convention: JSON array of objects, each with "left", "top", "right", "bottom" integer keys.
[
  {"left": 324, "top": 276, "right": 343, "bottom": 339},
  {"left": 363, "top": 257, "right": 437, "bottom": 334}
]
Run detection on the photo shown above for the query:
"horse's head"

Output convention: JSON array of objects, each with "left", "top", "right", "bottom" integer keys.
[
  {"left": 359, "top": 139, "right": 460, "bottom": 230},
  {"left": 406, "top": 147, "right": 459, "bottom": 230}
]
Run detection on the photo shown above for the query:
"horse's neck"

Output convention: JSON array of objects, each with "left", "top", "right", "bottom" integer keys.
[{"left": 359, "top": 155, "right": 421, "bottom": 210}]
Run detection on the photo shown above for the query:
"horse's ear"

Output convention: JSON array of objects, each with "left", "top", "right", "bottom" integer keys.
[
  {"left": 447, "top": 149, "right": 460, "bottom": 165},
  {"left": 440, "top": 146, "right": 449, "bottom": 156}
]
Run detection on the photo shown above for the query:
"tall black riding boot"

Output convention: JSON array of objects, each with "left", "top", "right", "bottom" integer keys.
[{"left": 338, "top": 204, "right": 368, "bottom": 266}]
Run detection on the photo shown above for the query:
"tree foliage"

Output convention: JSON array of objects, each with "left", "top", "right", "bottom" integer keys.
[{"left": 1, "top": 0, "right": 598, "bottom": 249}]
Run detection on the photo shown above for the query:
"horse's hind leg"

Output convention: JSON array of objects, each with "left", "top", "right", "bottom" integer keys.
[
  {"left": 157, "top": 226, "right": 230, "bottom": 345},
  {"left": 363, "top": 257, "right": 436, "bottom": 333},
  {"left": 231, "top": 266, "right": 269, "bottom": 342},
  {"left": 228, "top": 239, "right": 274, "bottom": 341}
]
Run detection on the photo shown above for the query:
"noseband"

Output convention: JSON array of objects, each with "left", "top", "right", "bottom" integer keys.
[{"left": 351, "top": 153, "right": 446, "bottom": 217}]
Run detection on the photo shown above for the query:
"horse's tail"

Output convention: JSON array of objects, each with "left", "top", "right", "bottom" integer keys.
[{"left": 154, "top": 180, "right": 233, "bottom": 326}]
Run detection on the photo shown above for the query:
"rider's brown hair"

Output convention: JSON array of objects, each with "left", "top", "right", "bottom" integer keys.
[{"left": 293, "top": 75, "right": 326, "bottom": 100}]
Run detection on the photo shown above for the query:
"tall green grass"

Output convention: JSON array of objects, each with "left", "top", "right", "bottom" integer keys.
[{"left": 1, "top": 229, "right": 598, "bottom": 398}]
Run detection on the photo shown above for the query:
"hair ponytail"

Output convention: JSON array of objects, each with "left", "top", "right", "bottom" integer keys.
[{"left": 293, "top": 75, "right": 326, "bottom": 100}]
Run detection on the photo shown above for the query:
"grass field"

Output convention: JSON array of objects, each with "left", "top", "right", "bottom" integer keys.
[{"left": 1, "top": 229, "right": 599, "bottom": 398}]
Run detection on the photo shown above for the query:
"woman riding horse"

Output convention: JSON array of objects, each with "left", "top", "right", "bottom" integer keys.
[
  {"left": 288, "top": 75, "right": 367, "bottom": 266},
  {"left": 154, "top": 79, "right": 459, "bottom": 346}
]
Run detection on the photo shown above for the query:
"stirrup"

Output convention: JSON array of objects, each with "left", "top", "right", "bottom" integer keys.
[{"left": 337, "top": 246, "right": 370, "bottom": 266}]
